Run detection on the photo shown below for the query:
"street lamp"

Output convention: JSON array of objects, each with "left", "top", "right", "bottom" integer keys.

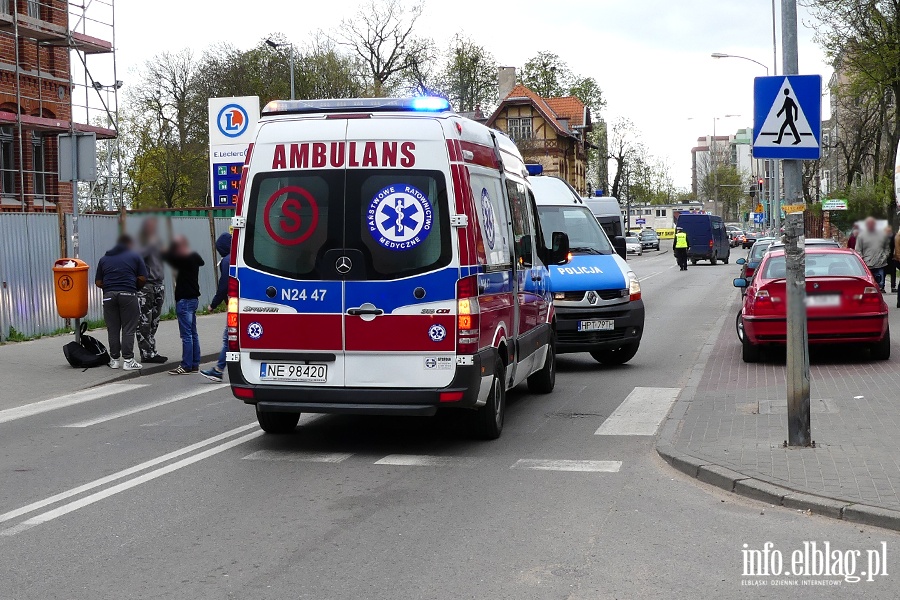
[
  {"left": 710, "top": 53, "right": 770, "bottom": 75},
  {"left": 266, "top": 38, "right": 295, "bottom": 100}
]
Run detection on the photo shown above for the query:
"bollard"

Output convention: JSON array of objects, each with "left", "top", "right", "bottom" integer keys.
[{"left": 784, "top": 213, "right": 811, "bottom": 446}]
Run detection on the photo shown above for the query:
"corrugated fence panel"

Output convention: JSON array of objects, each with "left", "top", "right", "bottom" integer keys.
[
  {"left": 66, "top": 214, "right": 122, "bottom": 324},
  {"left": 0, "top": 214, "right": 66, "bottom": 339}
]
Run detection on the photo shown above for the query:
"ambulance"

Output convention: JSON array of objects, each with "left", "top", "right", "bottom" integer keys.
[
  {"left": 530, "top": 175, "right": 645, "bottom": 365},
  {"left": 226, "top": 97, "right": 570, "bottom": 439}
]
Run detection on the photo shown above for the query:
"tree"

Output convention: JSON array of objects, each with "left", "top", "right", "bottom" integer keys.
[
  {"left": 607, "top": 118, "right": 644, "bottom": 199},
  {"left": 699, "top": 161, "right": 746, "bottom": 220},
  {"left": 436, "top": 35, "right": 497, "bottom": 112},
  {"left": 520, "top": 51, "right": 572, "bottom": 98},
  {"left": 335, "top": 0, "right": 431, "bottom": 96}
]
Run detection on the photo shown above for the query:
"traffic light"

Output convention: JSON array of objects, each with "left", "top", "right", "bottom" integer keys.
[{"left": 758, "top": 178, "right": 764, "bottom": 192}]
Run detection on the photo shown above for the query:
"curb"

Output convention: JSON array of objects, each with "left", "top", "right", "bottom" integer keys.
[
  {"left": 655, "top": 286, "right": 900, "bottom": 533},
  {"left": 656, "top": 443, "right": 900, "bottom": 532},
  {"left": 96, "top": 352, "right": 220, "bottom": 387}
]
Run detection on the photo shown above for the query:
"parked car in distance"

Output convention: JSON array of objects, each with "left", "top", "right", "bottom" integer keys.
[
  {"left": 676, "top": 213, "right": 730, "bottom": 265},
  {"left": 766, "top": 238, "right": 840, "bottom": 253},
  {"left": 625, "top": 236, "right": 643, "bottom": 256},
  {"left": 639, "top": 230, "right": 660, "bottom": 251},
  {"left": 735, "top": 237, "right": 776, "bottom": 281},
  {"left": 734, "top": 248, "right": 890, "bottom": 363},
  {"left": 742, "top": 231, "right": 760, "bottom": 249}
]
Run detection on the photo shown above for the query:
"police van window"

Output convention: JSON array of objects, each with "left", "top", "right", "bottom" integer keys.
[
  {"left": 470, "top": 173, "right": 511, "bottom": 268},
  {"left": 537, "top": 205, "right": 613, "bottom": 255},
  {"left": 244, "top": 172, "right": 341, "bottom": 280},
  {"left": 506, "top": 180, "right": 534, "bottom": 268},
  {"left": 347, "top": 169, "right": 451, "bottom": 280}
]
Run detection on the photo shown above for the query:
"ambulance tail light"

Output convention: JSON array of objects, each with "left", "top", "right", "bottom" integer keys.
[
  {"left": 227, "top": 277, "right": 240, "bottom": 351},
  {"left": 456, "top": 275, "right": 481, "bottom": 352}
]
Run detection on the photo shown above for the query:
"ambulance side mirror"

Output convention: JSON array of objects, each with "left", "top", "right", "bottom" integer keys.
[
  {"left": 613, "top": 236, "right": 627, "bottom": 260},
  {"left": 549, "top": 231, "right": 570, "bottom": 265}
]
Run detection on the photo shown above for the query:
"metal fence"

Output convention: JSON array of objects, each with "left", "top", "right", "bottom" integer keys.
[{"left": 0, "top": 212, "right": 232, "bottom": 341}]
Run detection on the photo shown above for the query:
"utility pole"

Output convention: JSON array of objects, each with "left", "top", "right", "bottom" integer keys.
[{"left": 782, "top": 0, "right": 811, "bottom": 447}]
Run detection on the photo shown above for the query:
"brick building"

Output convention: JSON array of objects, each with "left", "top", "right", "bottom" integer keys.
[{"left": 0, "top": 1, "right": 115, "bottom": 212}]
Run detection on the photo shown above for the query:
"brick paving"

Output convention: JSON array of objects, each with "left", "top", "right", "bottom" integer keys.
[{"left": 670, "top": 295, "right": 900, "bottom": 510}]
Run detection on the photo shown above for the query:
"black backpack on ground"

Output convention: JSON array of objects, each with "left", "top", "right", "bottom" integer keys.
[{"left": 63, "top": 323, "right": 110, "bottom": 368}]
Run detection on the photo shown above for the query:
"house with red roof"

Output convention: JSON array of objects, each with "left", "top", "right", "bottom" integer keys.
[{"left": 486, "top": 82, "right": 593, "bottom": 195}]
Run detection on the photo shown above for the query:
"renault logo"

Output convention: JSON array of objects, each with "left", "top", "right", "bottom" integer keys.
[
  {"left": 335, "top": 256, "right": 353, "bottom": 274},
  {"left": 586, "top": 291, "right": 598, "bottom": 304}
]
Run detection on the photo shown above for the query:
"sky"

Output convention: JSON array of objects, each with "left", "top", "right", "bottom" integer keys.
[{"left": 111, "top": 0, "right": 831, "bottom": 189}]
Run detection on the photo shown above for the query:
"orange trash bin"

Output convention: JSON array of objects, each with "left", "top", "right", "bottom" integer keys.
[{"left": 53, "top": 258, "right": 90, "bottom": 319}]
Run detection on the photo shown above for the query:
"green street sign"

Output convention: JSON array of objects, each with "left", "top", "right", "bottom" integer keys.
[{"left": 821, "top": 199, "right": 848, "bottom": 211}]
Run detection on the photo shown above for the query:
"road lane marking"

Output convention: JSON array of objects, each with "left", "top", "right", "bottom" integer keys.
[
  {"left": 594, "top": 387, "right": 681, "bottom": 436},
  {"left": 60, "top": 387, "right": 215, "bottom": 427},
  {"left": 242, "top": 449, "right": 353, "bottom": 463},
  {"left": 374, "top": 454, "right": 475, "bottom": 467},
  {"left": 0, "top": 423, "right": 256, "bottom": 526},
  {"left": 639, "top": 271, "right": 662, "bottom": 281},
  {"left": 1, "top": 431, "right": 263, "bottom": 537},
  {"left": 0, "top": 383, "right": 147, "bottom": 425},
  {"left": 511, "top": 459, "right": 622, "bottom": 473}
]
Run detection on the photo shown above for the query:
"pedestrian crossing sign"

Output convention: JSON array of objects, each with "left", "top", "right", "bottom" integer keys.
[{"left": 753, "top": 75, "right": 821, "bottom": 160}]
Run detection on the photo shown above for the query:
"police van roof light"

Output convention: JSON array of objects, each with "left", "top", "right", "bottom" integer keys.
[
  {"left": 263, "top": 97, "right": 453, "bottom": 115},
  {"left": 525, "top": 164, "right": 543, "bottom": 176}
]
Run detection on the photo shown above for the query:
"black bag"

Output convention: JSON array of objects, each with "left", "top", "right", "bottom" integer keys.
[{"left": 63, "top": 323, "right": 110, "bottom": 368}]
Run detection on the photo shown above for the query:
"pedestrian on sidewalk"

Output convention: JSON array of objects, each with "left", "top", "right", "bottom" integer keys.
[
  {"left": 887, "top": 225, "right": 900, "bottom": 293},
  {"left": 136, "top": 217, "right": 168, "bottom": 364},
  {"left": 164, "top": 235, "right": 205, "bottom": 375},
  {"left": 847, "top": 224, "right": 859, "bottom": 250},
  {"left": 855, "top": 217, "right": 889, "bottom": 292},
  {"left": 673, "top": 226, "right": 688, "bottom": 271},
  {"left": 201, "top": 232, "right": 232, "bottom": 383},
  {"left": 95, "top": 234, "right": 147, "bottom": 371}
]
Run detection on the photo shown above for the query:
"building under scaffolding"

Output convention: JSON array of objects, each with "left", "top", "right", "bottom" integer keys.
[{"left": 0, "top": 0, "right": 118, "bottom": 213}]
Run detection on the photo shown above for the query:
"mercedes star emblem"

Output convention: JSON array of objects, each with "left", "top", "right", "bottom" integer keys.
[{"left": 336, "top": 256, "right": 353, "bottom": 274}]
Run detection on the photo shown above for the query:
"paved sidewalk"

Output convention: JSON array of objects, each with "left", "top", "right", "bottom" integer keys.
[
  {"left": 0, "top": 313, "right": 226, "bottom": 408},
  {"left": 658, "top": 288, "right": 900, "bottom": 531}
]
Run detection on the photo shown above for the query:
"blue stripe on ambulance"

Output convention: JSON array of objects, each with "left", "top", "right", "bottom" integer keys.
[{"left": 235, "top": 267, "right": 343, "bottom": 313}]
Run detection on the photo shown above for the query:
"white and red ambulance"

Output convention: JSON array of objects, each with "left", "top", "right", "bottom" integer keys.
[{"left": 226, "top": 97, "right": 570, "bottom": 439}]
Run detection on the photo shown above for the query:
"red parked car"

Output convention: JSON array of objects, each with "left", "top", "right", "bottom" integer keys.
[{"left": 734, "top": 248, "right": 890, "bottom": 363}]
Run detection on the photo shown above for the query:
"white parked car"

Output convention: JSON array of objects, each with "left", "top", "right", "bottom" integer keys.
[{"left": 625, "top": 236, "right": 643, "bottom": 256}]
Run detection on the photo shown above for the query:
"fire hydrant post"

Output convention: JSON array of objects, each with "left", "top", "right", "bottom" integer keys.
[{"left": 784, "top": 213, "right": 811, "bottom": 446}]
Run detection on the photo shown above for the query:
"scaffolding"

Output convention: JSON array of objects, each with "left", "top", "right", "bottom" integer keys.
[{"left": 0, "top": 0, "right": 118, "bottom": 212}]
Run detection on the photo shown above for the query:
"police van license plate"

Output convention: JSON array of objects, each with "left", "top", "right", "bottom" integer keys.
[
  {"left": 259, "top": 363, "right": 327, "bottom": 383},
  {"left": 578, "top": 319, "right": 615, "bottom": 332}
]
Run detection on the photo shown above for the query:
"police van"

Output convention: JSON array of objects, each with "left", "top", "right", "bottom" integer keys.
[
  {"left": 226, "top": 97, "right": 569, "bottom": 439},
  {"left": 530, "top": 175, "right": 644, "bottom": 364}
]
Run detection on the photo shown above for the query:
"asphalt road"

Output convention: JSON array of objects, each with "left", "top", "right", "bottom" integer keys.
[{"left": 1, "top": 248, "right": 898, "bottom": 599}]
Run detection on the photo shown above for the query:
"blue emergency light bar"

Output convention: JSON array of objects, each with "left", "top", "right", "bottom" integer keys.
[
  {"left": 262, "top": 97, "right": 453, "bottom": 115},
  {"left": 525, "top": 164, "right": 544, "bottom": 176}
]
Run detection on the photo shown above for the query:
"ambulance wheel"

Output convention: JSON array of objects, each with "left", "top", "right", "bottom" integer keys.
[
  {"left": 528, "top": 335, "right": 556, "bottom": 394},
  {"left": 471, "top": 357, "right": 506, "bottom": 440},
  {"left": 256, "top": 406, "right": 300, "bottom": 434},
  {"left": 590, "top": 342, "right": 639, "bottom": 365}
]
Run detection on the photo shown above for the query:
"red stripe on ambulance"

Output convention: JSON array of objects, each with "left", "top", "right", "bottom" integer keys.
[
  {"left": 345, "top": 315, "right": 456, "bottom": 352},
  {"left": 239, "top": 314, "right": 342, "bottom": 350}
]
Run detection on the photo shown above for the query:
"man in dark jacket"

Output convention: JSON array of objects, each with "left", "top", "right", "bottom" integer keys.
[
  {"left": 163, "top": 235, "right": 205, "bottom": 375},
  {"left": 201, "top": 233, "right": 232, "bottom": 382},
  {"left": 95, "top": 234, "right": 148, "bottom": 370}
]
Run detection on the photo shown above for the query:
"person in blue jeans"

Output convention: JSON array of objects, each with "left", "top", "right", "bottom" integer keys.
[
  {"left": 163, "top": 235, "right": 205, "bottom": 375},
  {"left": 201, "top": 232, "right": 232, "bottom": 382}
]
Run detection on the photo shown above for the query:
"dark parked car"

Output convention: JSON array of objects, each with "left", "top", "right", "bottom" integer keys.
[
  {"left": 639, "top": 230, "right": 660, "bottom": 251},
  {"left": 736, "top": 237, "right": 776, "bottom": 281},
  {"left": 742, "top": 231, "right": 761, "bottom": 249},
  {"left": 676, "top": 213, "right": 730, "bottom": 265}
]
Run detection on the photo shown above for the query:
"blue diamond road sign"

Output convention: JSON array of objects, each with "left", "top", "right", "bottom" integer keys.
[{"left": 753, "top": 75, "right": 822, "bottom": 160}]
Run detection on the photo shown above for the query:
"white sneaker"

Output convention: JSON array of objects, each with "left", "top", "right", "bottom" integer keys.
[
  {"left": 108, "top": 358, "right": 121, "bottom": 369},
  {"left": 122, "top": 358, "right": 142, "bottom": 371}
]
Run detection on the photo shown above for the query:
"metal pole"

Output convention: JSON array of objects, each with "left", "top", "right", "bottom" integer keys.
[
  {"left": 712, "top": 119, "right": 718, "bottom": 216},
  {"left": 782, "top": 0, "right": 810, "bottom": 447},
  {"left": 289, "top": 45, "right": 296, "bottom": 100},
  {"left": 771, "top": 0, "right": 780, "bottom": 236}
]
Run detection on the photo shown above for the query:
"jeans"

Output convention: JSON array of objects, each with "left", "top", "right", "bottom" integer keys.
[
  {"left": 103, "top": 291, "right": 140, "bottom": 360},
  {"left": 176, "top": 298, "right": 200, "bottom": 370},
  {"left": 216, "top": 326, "right": 228, "bottom": 372},
  {"left": 871, "top": 267, "right": 886, "bottom": 291}
]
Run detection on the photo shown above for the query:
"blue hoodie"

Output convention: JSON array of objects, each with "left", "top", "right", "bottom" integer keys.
[
  {"left": 96, "top": 244, "right": 148, "bottom": 293},
  {"left": 209, "top": 233, "right": 232, "bottom": 309}
]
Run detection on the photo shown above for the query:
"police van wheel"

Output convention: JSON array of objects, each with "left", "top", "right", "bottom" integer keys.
[
  {"left": 256, "top": 406, "right": 300, "bottom": 434},
  {"left": 471, "top": 357, "right": 506, "bottom": 440},
  {"left": 590, "top": 342, "right": 639, "bottom": 366},
  {"left": 528, "top": 335, "right": 556, "bottom": 394}
]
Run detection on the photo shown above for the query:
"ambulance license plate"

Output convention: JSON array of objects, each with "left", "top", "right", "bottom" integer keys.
[
  {"left": 259, "top": 363, "right": 327, "bottom": 383},
  {"left": 578, "top": 319, "right": 615, "bottom": 332}
]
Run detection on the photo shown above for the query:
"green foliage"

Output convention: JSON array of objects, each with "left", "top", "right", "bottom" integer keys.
[
  {"left": 436, "top": 35, "right": 497, "bottom": 113},
  {"left": 828, "top": 176, "right": 896, "bottom": 230}
]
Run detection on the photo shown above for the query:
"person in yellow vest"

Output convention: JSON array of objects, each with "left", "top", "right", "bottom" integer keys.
[{"left": 674, "top": 226, "right": 689, "bottom": 271}]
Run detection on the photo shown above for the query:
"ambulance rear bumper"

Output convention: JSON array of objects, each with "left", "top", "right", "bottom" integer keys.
[{"left": 229, "top": 348, "right": 494, "bottom": 417}]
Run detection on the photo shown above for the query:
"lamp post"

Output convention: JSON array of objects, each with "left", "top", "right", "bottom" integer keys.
[
  {"left": 711, "top": 53, "right": 769, "bottom": 76},
  {"left": 92, "top": 80, "right": 124, "bottom": 211},
  {"left": 266, "top": 39, "right": 295, "bottom": 100},
  {"left": 712, "top": 114, "right": 740, "bottom": 217}
]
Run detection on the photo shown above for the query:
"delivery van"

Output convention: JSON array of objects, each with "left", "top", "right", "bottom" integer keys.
[
  {"left": 675, "top": 213, "right": 730, "bottom": 265},
  {"left": 530, "top": 176, "right": 644, "bottom": 364},
  {"left": 226, "top": 97, "right": 570, "bottom": 439}
]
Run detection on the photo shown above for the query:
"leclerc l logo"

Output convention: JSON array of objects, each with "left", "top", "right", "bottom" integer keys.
[{"left": 217, "top": 104, "right": 249, "bottom": 138}]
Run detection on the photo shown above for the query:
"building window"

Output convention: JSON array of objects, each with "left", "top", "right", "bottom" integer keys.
[
  {"left": 822, "top": 132, "right": 830, "bottom": 148},
  {"left": 27, "top": 0, "right": 39, "bottom": 18},
  {"left": 0, "top": 127, "right": 15, "bottom": 196},
  {"left": 507, "top": 117, "right": 533, "bottom": 141},
  {"left": 0, "top": 0, "right": 9, "bottom": 15},
  {"left": 656, "top": 209, "right": 667, "bottom": 217},
  {"left": 822, "top": 170, "right": 831, "bottom": 195},
  {"left": 32, "top": 133, "right": 45, "bottom": 200}
]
